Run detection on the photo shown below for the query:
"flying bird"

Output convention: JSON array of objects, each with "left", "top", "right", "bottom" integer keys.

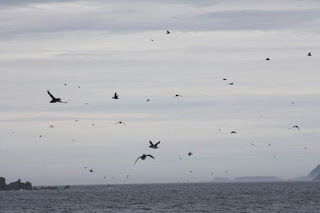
[
  {"left": 292, "top": 125, "right": 300, "bottom": 130},
  {"left": 149, "top": 141, "right": 160, "bottom": 149},
  {"left": 89, "top": 169, "right": 94, "bottom": 173},
  {"left": 166, "top": 30, "right": 171, "bottom": 34},
  {"left": 49, "top": 125, "right": 54, "bottom": 128},
  {"left": 222, "top": 78, "right": 227, "bottom": 81},
  {"left": 112, "top": 93, "right": 119, "bottom": 99},
  {"left": 115, "top": 121, "right": 126, "bottom": 125},
  {"left": 173, "top": 94, "right": 182, "bottom": 98},
  {"left": 188, "top": 152, "right": 193, "bottom": 156},
  {"left": 307, "top": 52, "right": 312, "bottom": 56},
  {"left": 266, "top": 58, "right": 270, "bottom": 61},
  {"left": 231, "top": 131, "right": 237, "bottom": 134},
  {"left": 134, "top": 154, "right": 155, "bottom": 165},
  {"left": 228, "top": 82, "right": 234, "bottom": 85},
  {"left": 47, "top": 90, "right": 67, "bottom": 103}
]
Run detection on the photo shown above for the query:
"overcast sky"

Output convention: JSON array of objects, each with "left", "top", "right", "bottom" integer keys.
[{"left": 1, "top": 0, "right": 320, "bottom": 185}]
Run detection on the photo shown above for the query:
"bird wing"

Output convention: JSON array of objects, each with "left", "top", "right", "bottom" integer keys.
[
  {"left": 149, "top": 141, "right": 154, "bottom": 146},
  {"left": 146, "top": 154, "right": 155, "bottom": 159},
  {"left": 47, "top": 90, "right": 55, "bottom": 99},
  {"left": 155, "top": 141, "right": 160, "bottom": 146},
  {"left": 134, "top": 157, "right": 141, "bottom": 165}
]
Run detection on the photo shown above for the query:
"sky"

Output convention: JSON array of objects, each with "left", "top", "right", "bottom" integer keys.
[{"left": 1, "top": 0, "right": 320, "bottom": 185}]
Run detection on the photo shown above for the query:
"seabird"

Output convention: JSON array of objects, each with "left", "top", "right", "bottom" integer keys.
[
  {"left": 149, "top": 141, "right": 160, "bottom": 149},
  {"left": 166, "top": 30, "right": 171, "bottom": 34},
  {"left": 231, "top": 131, "right": 237, "bottom": 134},
  {"left": 134, "top": 154, "right": 155, "bottom": 165},
  {"left": 222, "top": 78, "right": 227, "bottom": 81},
  {"left": 266, "top": 58, "right": 270, "bottom": 61},
  {"left": 150, "top": 39, "right": 154, "bottom": 42},
  {"left": 47, "top": 90, "right": 67, "bottom": 103},
  {"left": 292, "top": 125, "right": 300, "bottom": 130},
  {"left": 147, "top": 99, "right": 150, "bottom": 102},
  {"left": 188, "top": 152, "right": 193, "bottom": 156},
  {"left": 307, "top": 52, "right": 312, "bottom": 56},
  {"left": 173, "top": 94, "right": 182, "bottom": 98},
  {"left": 112, "top": 93, "right": 119, "bottom": 100},
  {"left": 249, "top": 143, "right": 255, "bottom": 147},
  {"left": 228, "top": 82, "right": 234, "bottom": 85},
  {"left": 89, "top": 169, "right": 94, "bottom": 173},
  {"left": 49, "top": 125, "right": 54, "bottom": 128},
  {"left": 115, "top": 121, "right": 126, "bottom": 125},
  {"left": 292, "top": 101, "right": 295, "bottom": 104}
]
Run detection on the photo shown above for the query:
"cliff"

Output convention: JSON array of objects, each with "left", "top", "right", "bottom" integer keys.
[
  {"left": 307, "top": 165, "right": 320, "bottom": 180},
  {"left": 0, "top": 177, "right": 32, "bottom": 191}
]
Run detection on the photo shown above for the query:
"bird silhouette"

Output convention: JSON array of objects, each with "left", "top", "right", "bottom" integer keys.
[
  {"left": 188, "top": 152, "right": 193, "bottom": 156},
  {"left": 134, "top": 154, "right": 154, "bottom": 165},
  {"left": 166, "top": 30, "right": 171, "bottom": 34},
  {"left": 222, "top": 78, "right": 227, "bottom": 81},
  {"left": 228, "top": 82, "right": 234, "bottom": 85},
  {"left": 292, "top": 125, "right": 300, "bottom": 130},
  {"left": 307, "top": 52, "right": 312, "bottom": 56},
  {"left": 231, "top": 131, "right": 237, "bottom": 134},
  {"left": 112, "top": 93, "right": 119, "bottom": 99},
  {"left": 149, "top": 141, "right": 160, "bottom": 149},
  {"left": 49, "top": 125, "right": 54, "bottom": 128},
  {"left": 89, "top": 169, "right": 94, "bottom": 173},
  {"left": 115, "top": 121, "right": 126, "bottom": 125},
  {"left": 173, "top": 94, "right": 182, "bottom": 98},
  {"left": 47, "top": 90, "right": 67, "bottom": 103},
  {"left": 147, "top": 99, "right": 150, "bottom": 102},
  {"left": 266, "top": 58, "right": 270, "bottom": 61}
]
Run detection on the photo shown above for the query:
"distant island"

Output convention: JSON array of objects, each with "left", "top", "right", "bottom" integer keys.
[
  {"left": 0, "top": 177, "right": 32, "bottom": 190},
  {"left": 213, "top": 164, "right": 320, "bottom": 183}
]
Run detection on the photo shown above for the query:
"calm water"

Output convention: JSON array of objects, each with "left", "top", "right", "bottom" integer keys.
[{"left": 1, "top": 182, "right": 320, "bottom": 212}]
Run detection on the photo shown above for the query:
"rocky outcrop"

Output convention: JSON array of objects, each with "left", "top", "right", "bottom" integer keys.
[
  {"left": 308, "top": 165, "right": 320, "bottom": 180},
  {"left": 0, "top": 177, "right": 32, "bottom": 190}
]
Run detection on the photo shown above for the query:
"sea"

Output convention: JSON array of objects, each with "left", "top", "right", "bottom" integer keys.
[{"left": 1, "top": 182, "right": 320, "bottom": 213}]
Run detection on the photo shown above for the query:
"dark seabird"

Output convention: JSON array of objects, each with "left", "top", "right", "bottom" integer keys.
[
  {"left": 266, "top": 58, "right": 270, "bottom": 61},
  {"left": 292, "top": 101, "right": 295, "bottom": 104},
  {"left": 64, "top": 83, "right": 67, "bottom": 86},
  {"left": 190, "top": 171, "right": 192, "bottom": 173},
  {"left": 307, "top": 52, "right": 312, "bottom": 56},
  {"left": 75, "top": 120, "right": 78, "bottom": 122},
  {"left": 222, "top": 78, "right": 227, "bottom": 81},
  {"left": 173, "top": 94, "right": 182, "bottom": 98},
  {"left": 47, "top": 90, "right": 67, "bottom": 103},
  {"left": 166, "top": 30, "right": 171, "bottom": 34},
  {"left": 134, "top": 154, "right": 155, "bottom": 165},
  {"left": 228, "top": 82, "right": 234, "bottom": 85},
  {"left": 92, "top": 123, "right": 95, "bottom": 126},
  {"left": 231, "top": 131, "right": 237, "bottom": 134},
  {"left": 292, "top": 125, "right": 300, "bottom": 130},
  {"left": 115, "top": 121, "right": 126, "bottom": 125},
  {"left": 49, "top": 125, "right": 54, "bottom": 128},
  {"left": 150, "top": 39, "right": 154, "bottom": 42},
  {"left": 112, "top": 92, "right": 119, "bottom": 99},
  {"left": 89, "top": 169, "right": 94, "bottom": 173},
  {"left": 149, "top": 141, "right": 160, "bottom": 149},
  {"left": 147, "top": 99, "right": 150, "bottom": 102},
  {"left": 39, "top": 135, "right": 43, "bottom": 138},
  {"left": 268, "top": 144, "right": 271, "bottom": 147},
  {"left": 188, "top": 152, "right": 193, "bottom": 156}
]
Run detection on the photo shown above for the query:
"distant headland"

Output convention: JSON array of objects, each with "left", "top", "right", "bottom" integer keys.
[{"left": 0, "top": 177, "right": 32, "bottom": 190}]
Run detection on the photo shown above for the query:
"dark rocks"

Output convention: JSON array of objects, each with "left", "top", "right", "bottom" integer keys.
[
  {"left": 0, "top": 177, "right": 32, "bottom": 191},
  {"left": 0, "top": 177, "right": 6, "bottom": 190}
]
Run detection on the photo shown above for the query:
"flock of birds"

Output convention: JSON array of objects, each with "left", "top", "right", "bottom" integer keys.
[{"left": 7, "top": 30, "right": 313, "bottom": 183}]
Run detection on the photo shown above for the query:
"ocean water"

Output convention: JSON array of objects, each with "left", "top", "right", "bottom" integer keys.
[{"left": 1, "top": 182, "right": 320, "bottom": 213}]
